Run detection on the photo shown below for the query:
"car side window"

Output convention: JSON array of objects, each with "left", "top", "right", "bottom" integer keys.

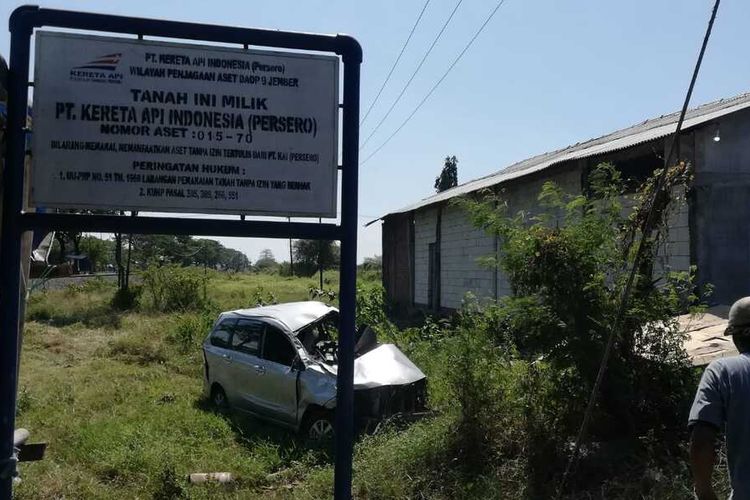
[
  {"left": 210, "top": 319, "right": 235, "bottom": 348},
  {"left": 263, "top": 325, "right": 297, "bottom": 366},
  {"left": 231, "top": 319, "right": 262, "bottom": 356}
]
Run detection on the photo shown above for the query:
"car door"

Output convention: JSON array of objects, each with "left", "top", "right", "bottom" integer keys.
[
  {"left": 224, "top": 318, "right": 266, "bottom": 413},
  {"left": 203, "top": 318, "right": 236, "bottom": 400},
  {"left": 255, "top": 324, "right": 300, "bottom": 425}
]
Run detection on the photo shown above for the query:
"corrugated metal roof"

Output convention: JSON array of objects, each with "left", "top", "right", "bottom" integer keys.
[{"left": 373, "top": 92, "right": 750, "bottom": 223}]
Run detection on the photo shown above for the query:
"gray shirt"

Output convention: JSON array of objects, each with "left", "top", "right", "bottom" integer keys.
[{"left": 689, "top": 353, "right": 750, "bottom": 499}]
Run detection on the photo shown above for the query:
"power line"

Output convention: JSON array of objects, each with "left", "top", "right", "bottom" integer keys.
[
  {"left": 360, "top": 0, "right": 431, "bottom": 126},
  {"left": 555, "top": 0, "right": 721, "bottom": 496},
  {"left": 359, "top": 0, "right": 464, "bottom": 150},
  {"left": 361, "top": 0, "right": 508, "bottom": 166}
]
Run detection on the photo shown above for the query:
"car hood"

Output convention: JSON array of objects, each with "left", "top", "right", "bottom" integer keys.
[{"left": 320, "top": 344, "right": 426, "bottom": 389}]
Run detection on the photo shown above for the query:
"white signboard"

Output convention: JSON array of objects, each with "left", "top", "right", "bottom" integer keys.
[{"left": 31, "top": 31, "right": 339, "bottom": 216}]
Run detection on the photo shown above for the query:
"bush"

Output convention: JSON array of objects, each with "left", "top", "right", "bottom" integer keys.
[
  {"left": 353, "top": 415, "right": 460, "bottom": 499},
  {"left": 309, "top": 287, "right": 337, "bottom": 303},
  {"left": 141, "top": 264, "right": 207, "bottom": 312},
  {"left": 458, "top": 163, "right": 699, "bottom": 442},
  {"left": 348, "top": 297, "right": 587, "bottom": 498},
  {"left": 109, "top": 330, "right": 167, "bottom": 365},
  {"left": 356, "top": 285, "right": 388, "bottom": 329},
  {"left": 408, "top": 162, "right": 707, "bottom": 496},
  {"left": 444, "top": 324, "right": 508, "bottom": 472},
  {"left": 168, "top": 311, "right": 216, "bottom": 353},
  {"left": 111, "top": 286, "right": 141, "bottom": 311},
  {"left": 65, "top": 276, "right": 111, "bottom": 294},
  {"left": 250, "top": 286, "right": 277, "bottom": 306},
  {"left": 16, "top": 386, "right": 34, "bottom": 417}
]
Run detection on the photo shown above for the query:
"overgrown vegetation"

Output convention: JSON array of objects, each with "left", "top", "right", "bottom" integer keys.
[
  {"left": 15, "top": 163, "right": 729, "bottom": 498},
  {"left": 329, "top": 162, "right": 719, "bottom": 498},
  {"left": 16, "top": 272, "right": 355, "bottom": 499},
  {"left": 141, "top": 263, "right": 208, "bottom": 312},
  {"left": 432, "top": 162, "right": 706, "bottom": 495}
]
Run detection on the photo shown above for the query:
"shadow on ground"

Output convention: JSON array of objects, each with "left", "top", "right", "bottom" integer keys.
[
  {"left": 193, "top": 398, "right": 334, "bottom": 467},
  {"left": 27, "top": 302, "right": 122, "bottom": 329}
]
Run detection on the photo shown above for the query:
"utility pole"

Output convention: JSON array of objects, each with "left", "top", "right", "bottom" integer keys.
[
  {"left": 288, "top": 216, "right": 294, "bottom": 276},
  {"left": 319, "top": 217, "right": 324, "bottom": 290}
]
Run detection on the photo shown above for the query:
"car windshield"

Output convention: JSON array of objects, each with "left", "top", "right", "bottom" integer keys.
[{"left": 297, "top": 311, "right": 339, "bottom": 363}]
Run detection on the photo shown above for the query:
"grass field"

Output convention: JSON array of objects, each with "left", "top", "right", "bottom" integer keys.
[
  {"left": 15, "top": 271, "right": 367, "bottom": 499},
  {"left": 17, "top": 270, "right": 467, "bottom": 499},
  {"left": 13, "top": 270, "right": 727, "bottom": 499}
]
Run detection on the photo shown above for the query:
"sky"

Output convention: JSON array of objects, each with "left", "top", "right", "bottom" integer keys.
[{"left": 3, "top": 0, "right": 749, "bottom": 264}]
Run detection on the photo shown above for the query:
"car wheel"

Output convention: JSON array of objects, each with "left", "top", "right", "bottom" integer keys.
[
  {"left": 211, "top": 385, "right": 228, "bottom": 412},
  {"left": 304, "top": 412, "right": 334, "bottom": 442}
]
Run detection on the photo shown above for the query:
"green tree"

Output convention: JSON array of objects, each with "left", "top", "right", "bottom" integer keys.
[
  {"left": 359, "top": 255, "right": 382, "bottom": 272},
  {"left": 193, "top": 238, "right": 223, "bottom": 269},
  {"left": 219, "top": 247, "right": 250, "bottom": 271},
  {"left": 52, "top": 209, "right": 116, "bottom": 268},
  {"left": 434, "top": 155, "right": 458, "bottom": 192},
  {"left": 293, "top": 240, "right": 340, "bottom": 276},
  {"left": 141, "top": 263, "right": 207, "bottom": 312},
  {"left": 255, "top": 248, "right": 278, "bottom": 272},
  {"left": 56, "top": 231, "right": 82, "bottom": 256},
  {"left": 459, "top": 162, "right": 700, "bottom": 439},
  {"left": 79, "top": 235, "right": 113, "bottom": 272},
  {"left": 130, "top": 234, "right": 248, "bottom": 272},
  {"left": 130, "top": 234, "right": 173, "bottom": 266}
]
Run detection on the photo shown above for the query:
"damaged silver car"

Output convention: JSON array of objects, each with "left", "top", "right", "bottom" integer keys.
[{"left": 202, "top": 301, "right": 427, "bottom": 441}]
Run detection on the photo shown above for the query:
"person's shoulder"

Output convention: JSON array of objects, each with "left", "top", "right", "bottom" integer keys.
[{"left": 706, "top": 354, "right": 750, "bottom": 375}]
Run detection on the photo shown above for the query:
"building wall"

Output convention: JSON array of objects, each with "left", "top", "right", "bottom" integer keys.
[
  {"left": 692, "top": 109, "right": 750, "bottom": 304},
  {"left": 413, "top": 207, "right": 437, "bottom": 306},
  {"left": 397, "top": 125, "right": 742, "bottom": 313},
  {"left": 439, "top": 204, "right": 496, "bottom": 309},
  {"left": 656, "top": 189, "right": 692, "bottom": 275},
  {"left": 412, "top": 164, "right": 583, "bottom": 310},
  {"left": 382, "top": 213, "right": 414, "bottom": 311},
  {"left": 620, "top": 186, "right": 692, "bottom": 279},
  {"left": 659, "top": 132, "right": 694, "bottom": 276}
]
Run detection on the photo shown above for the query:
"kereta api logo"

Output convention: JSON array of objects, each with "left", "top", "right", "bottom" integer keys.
[
  {"left": 74, "top": 53, "right": 122, "bottom": 71},
  {"left": 69, "top": 53, "right": 124, "bottom": 83}
]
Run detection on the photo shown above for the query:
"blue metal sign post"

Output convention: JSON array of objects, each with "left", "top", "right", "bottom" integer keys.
[{"left": 1, "top": 6, "right": 360, "bottom": 499}]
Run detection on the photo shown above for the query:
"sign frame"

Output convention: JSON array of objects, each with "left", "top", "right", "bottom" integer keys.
[
  {"left": 0, "top": 6, "right": 361, "bottom": 500},
  {"left": 30, "top": 31, "right": 341, "bottom": 217}
]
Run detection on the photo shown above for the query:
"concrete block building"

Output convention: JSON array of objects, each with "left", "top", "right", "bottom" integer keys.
[{"left": 376, "top": 93, "right": 750, "bottom": 313}]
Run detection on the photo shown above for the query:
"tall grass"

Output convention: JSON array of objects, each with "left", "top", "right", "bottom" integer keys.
[
  {"left": 16, "top": 271, "right": 717, "bottom": 499},
  {"left": 16, "top": 271, "right": 373, "bottom": 498}
]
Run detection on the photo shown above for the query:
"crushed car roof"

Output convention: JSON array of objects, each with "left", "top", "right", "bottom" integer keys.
[{"left": 223, "top": 301, "right": 337, "bottom": 332}]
